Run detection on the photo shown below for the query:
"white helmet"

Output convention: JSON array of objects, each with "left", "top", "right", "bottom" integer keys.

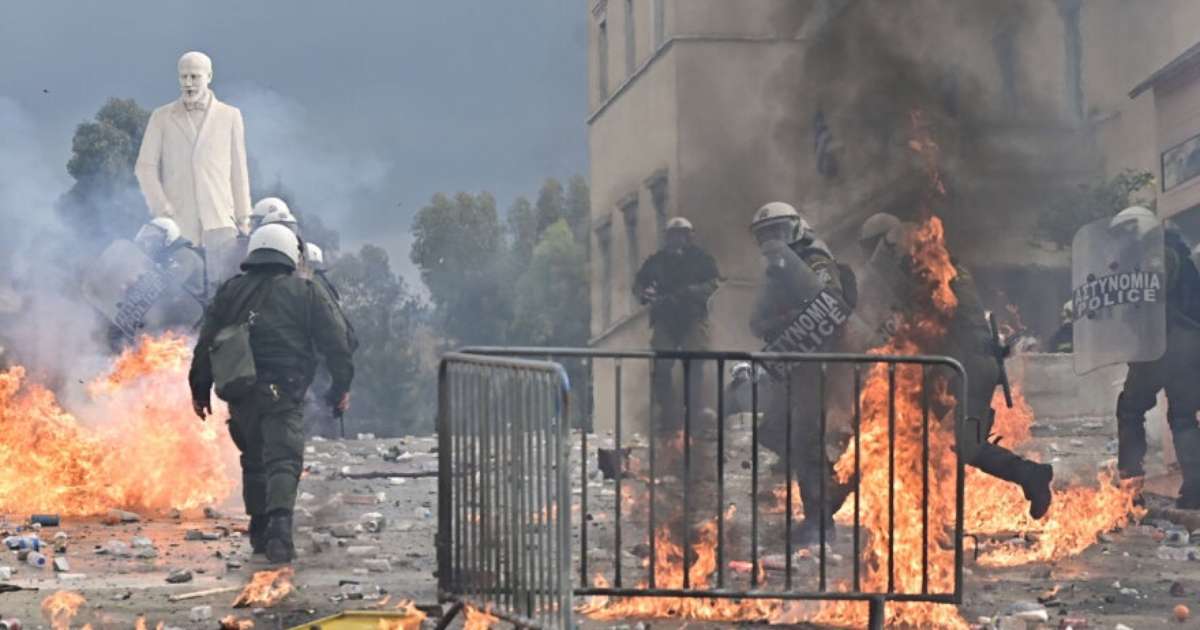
[
  {"left": 252, "top": 197, "right": 289, "bottom": 219},
  {"left": 134, "top": 217, "right": 182, "bottom": 253},
  {"left": 1110, "top": 205, "right": 1159, "bottom": 240},
  {"left": 665, "top": 217, "right": 694, "bottom": 232},
  {"left": 262, "top": 207, "right": 299, "bottom": 232},
  {"left": 750, "top": 201, "right": 812, "bottom": 245},
  {"left": 305, "top": 243, "right": 325, "bottom": 269},
  {"left": 243, "top": 224, "right": 301, "bottom": 269}
]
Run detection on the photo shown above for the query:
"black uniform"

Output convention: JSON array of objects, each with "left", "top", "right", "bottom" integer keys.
[
  {"left": 306, "top": 270, "right": 359, "bottom": 439},
  {"left": 633, "top": 244, "right": 719, "bottom": 428},
  {"left": 190, "top": 258, "right": 354, "bottom": 561},
  {"left": 934, "top": 264, "right": 1052, "bottom": 517},
  {"left": 1116, "top": 230, "right": 1200, "bottom": 506}
]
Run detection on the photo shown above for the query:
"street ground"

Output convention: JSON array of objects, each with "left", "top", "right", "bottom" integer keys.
[{"left": 1, "top": 432, "right": 1199, "bottom": 629}]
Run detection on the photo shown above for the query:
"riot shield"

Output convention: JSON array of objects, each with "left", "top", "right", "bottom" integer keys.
[
  {"left": 1071, "top": 217, "right": 1167, "bottom": 374},
  {"left": 753, "top": 241, "right": 855, "bottom": 379},
  {"left": 81, "top": 240, "right": 174, "bottom": 340}
]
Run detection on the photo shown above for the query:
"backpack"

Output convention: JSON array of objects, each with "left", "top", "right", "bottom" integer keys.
[{"left": 210, "top": 276, "right": 275, "bottom": 402}]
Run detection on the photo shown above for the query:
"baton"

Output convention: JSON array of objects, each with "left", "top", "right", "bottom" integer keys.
[
  {"left": 336, "top": 408, "right": 346, "bottom": 439},
  {"left": 987, "top": 311, "right": 1014, "bottom": 409}
]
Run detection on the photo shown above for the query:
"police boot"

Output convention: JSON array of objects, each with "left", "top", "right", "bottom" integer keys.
[
  {"left": 972, "top": 444, "right": 1053, "bottom": 519},
  {"left": 1116, "top": 405, "right": 1149, "bottom": 480},
  {"left": 792, "top": 469, "right": 837, "bottom": 547},
  {"left": 265, "top": 511, "right": 295, "bottom": 564},
  {"left": 1172, "top": 426, "right": 1200, "bottom": 510},
  {"left": 248, "top": 515, "right": 268, "bottom": 555}
]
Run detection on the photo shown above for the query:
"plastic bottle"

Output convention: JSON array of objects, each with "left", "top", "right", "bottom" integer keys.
[
  {"left": 24, "top": 551, "right": 46, "bottom": 568},
  {"left": 2, "top": 536, "right": 40, "bottom": 552}
]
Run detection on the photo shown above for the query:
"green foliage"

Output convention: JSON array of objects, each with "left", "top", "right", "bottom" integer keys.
[
  {"left": 327, "top": 244, "right": 433, "bottom": 434},
  {"left": 410, "top": 192, "right": 512, "bottom": 345},
  {"left": 509, "top": 219, "right": 589, "bottom": 346},
  {"left": 1038, "top": 169, "right": 1157, "bottom": 248},
  {"left": 58, "top": 98, "right": 152, "bottom": 246},
  {"left": 506, "top": 196, "right": 538, "bottom": 271}
]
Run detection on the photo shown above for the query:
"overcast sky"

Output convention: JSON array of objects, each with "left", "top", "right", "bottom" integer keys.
[{"left": 0, "top": 1, "right": 588, "bottom": 288}]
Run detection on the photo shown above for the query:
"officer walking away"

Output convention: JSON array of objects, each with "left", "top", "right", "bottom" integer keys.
[
  {"left": 304, "top": 243, "right": 359, "bottom": 439},
  {"left": 633, "top": 217, "right": 720, "bottom": 428},
  {"left": 1111, "top": 207, "right": 1200, "bottom": 508},
  {"left": 189, "top": 224, "right": 355, "bottom": 563}
]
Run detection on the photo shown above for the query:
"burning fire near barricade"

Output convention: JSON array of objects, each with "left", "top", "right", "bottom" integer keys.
[{"left": 11, "top": 3, "right": 1200, "bottom": 630}]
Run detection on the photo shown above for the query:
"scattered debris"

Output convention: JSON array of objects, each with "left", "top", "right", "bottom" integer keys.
[
  {"left": 97, "top": 540, "right": 131, "bottom": 558},
  {"left": 167, "top": 586, "right": 240, "bottom": 602},
  {"left": 184, "top": 529, "right": 204, "bottom": 541},
  {"left": 165, "top": 569, "right": 193, "bottom": 584},
  {"left": 189, "top": 605, "right": 213, "bottom": 622},
  {"left": 361, "top": 512, "right": 386, "bottom": 533},
  {"left": 0, "top": 566, "right": 12, "bottom": 580},
  {"left": 1171, "top": 580, "right": 1186, "bottom": 597},
  {"left": 233, "top": 568, "right": 295, "bottom": 608},
  {"left": 363, "top": 558, "right": 392, "bottom": 573},
  {"left": 106, "top": 509, "right": 141, "bottom": 524},
  {"left": 51, "top": 557, "right": 69, "bottom": 573},
  {"left": 203, "top": 507, "right": 224, "bottom": 519}
]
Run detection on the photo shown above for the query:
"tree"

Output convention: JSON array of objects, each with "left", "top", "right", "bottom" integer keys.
[
  {"left": 410, "top": 192, "right": 512, "bottom": 346},
  {"left": 506, "top": 196, "right": 538, "bottom": 271},
  {"left": 327, "top": 244, "right": 432, "bottom": 434},
  {"left": 57, "top": 98, "right": 151, "bottom": 247},
  {"left": 565, "top": 174, "right": 591, "bottom": 245},
  {"left": 534, "top": 178, "right": 565, "bottom": 234},
  {"left": 508, "top": 219, "right": 589, "bottom": 347},
  {"left": 1037, "top": 169, "right": 1156, "bottom": 248}
]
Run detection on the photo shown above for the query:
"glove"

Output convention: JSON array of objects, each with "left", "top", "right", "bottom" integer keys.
[{"left": 192, "top": 395, "right": 212, "bottom": 420}]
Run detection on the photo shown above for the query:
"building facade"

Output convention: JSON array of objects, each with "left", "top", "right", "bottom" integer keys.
[{"left": 586, "top": 0, "right": 1200, "bottom": 432}]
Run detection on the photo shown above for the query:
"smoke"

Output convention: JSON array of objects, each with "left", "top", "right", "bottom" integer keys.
[{"left": 0, "top": 97, "right": 115, "bottom": 392}]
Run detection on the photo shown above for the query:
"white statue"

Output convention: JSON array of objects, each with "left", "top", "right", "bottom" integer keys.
[{"left": 135, "top": 51, "right": 251, "bottom": 277}]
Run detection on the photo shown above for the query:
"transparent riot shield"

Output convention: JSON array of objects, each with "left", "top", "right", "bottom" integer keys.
[
  {"left": 81, "top": 240, "right": 173, "bottom": 340},
  {"left": 753, "top": 241, "right": 855, "bottom": 378},
  {"left": 1071, "top": 217, "right": 1167, "bottom": 374}
]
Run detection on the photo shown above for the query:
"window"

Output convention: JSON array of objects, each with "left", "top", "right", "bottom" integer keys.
[
  {"left": 596, "top": 223, "right": 613, "bottom": 327},
  {"left": 625, "top": 0, "right": 637, "bottom": 77},
  {"left": 653, "top": 0, "right": 665, "bottom": 48},
  {"left": 647, "top": 173, "right": 668, "bottom": 247},
  {"left": 1059, "top": 0, "right": 1084, "bottom": 120},
  {"left": 597, "top": 16, "right": 609, "bottom": 100},
  {"left": 622, "top": 196, "right": 640, "bottom": 304}
]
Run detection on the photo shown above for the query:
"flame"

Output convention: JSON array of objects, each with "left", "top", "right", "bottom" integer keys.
[
  {"left": 219, "top": 616, "right": 255, "bottom": 630},
  {"left": 134, "top": 617, "right": 146, "bottom": 630},
  {"left": 233, "top": 567, "right": 295, "bottom": 608},
  {"left": 0, "top": 333, "right": 238, "bottom": 515},
  {"left": 377, "top": 600, "right": 427, "bottom": 630},
  {"left": 463, "top": 605, "right": 500, "bottom": 630},
  {"left": 41, "top": 591, "right": 86, "bottom": 630}
]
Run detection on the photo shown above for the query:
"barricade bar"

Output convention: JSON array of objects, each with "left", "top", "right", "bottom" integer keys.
[{"left": 442, "top": 347, "right": 969, "bottom": 628}]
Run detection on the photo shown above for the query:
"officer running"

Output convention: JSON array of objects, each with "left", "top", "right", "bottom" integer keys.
[
  {"left": 862, "top": 213, "right": 1053, "bottom": 519},
  {"left": 189, "top": 224, "right": 355, "bottom": 563},
  {"left": 749, "top": 201, "right": 856, "bottom": 543}
]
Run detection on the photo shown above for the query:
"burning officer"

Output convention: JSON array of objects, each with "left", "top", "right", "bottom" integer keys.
[
  {"left": 749, "top": 201, "right": 856, "bottom": 543},
  {"left": 632, "top": 217, "right": 720, "bottom": 428},
  {"left": 862, "top": 213, "right": 1053, "bottom": 519},
  {"left": 1106, "top": 206, "right": 1200, "bottom": 508},
  {"left": 189, "top": 224, "right": 355, "bottom": 563}
]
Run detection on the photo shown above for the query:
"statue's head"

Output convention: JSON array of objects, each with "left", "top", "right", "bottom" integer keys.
[{"left": 177, "top": 51, "right": 213, "bottom": 105}]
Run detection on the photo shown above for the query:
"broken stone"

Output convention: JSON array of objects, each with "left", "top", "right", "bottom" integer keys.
[
  {"left": 184, "top": 529, "right": 204, "bottom": 541},
  {"left": 131, "top": 536, "right": 154, "bottom": 548},
  {"left": 98, "top": 540, "right": 132, "bottom": 557},
  {"left": 356, "top": 433, "right": 376, "bottom": 440},
  {"left": 1119, "top": 587, "right": 1139, "bottom": 597},
  {"left": 189, "top": 606, "right": 213, "bottom": 622},
  {"left": 1115, "top": 624, "right": 1132, "bottom": 630},
  {"left": 1005, "top": 601, "right": 1048, "bottom": 622},
  {"left": 1097, "top": 532, "right": 1115, "bottom": 544},
  {"left": 363, "top": 558, "right": 391, "bottom": 573},
  {"left": 360, "top": 512, "right": 386, "bottom": 533},
  {"left": 329, "top": 523, "right": 358, "bottom": 538},
  {"left": 339, "top": 582, "right": 364, "bottom": 599},
  {"left": 226, "top": 560, "right": 242, "bottom": 570},
  {"left": 112, "top": 591, "right": 132, "bottom": 601},
  {"left": 108, "top": 509, "right": 141, "bottom": 523},
  {"left": 299, "top": 492, "right": 316, "bottom": 502},
  {"left": 200, "top": 532, "right": 222, "bottom": 541},
  {"left": 1157, "top": 546, "right": 1191, "bottom": 561},
  {"left": 203, "top": 507, "right": 223, "bottom": 519},
  {"left": 56, "top": 573, "right": 86, "bottom": 581},
  {"left": 135, "top": 547, "right": 158, "bottom": 559},
  {"left": 1171, "top": 580, "right": 1187, "bottom": 597},
  {"left": 168, "top": 508, "right": 182, "bottom": 520},
  {"left": 52, "top": 557, "right": 69, "bottom": 572},
  {"left": 0, "top": 566, "right": 12, "bottom": 580},
  {"left": 166, "top": 569, "right": 193, "bottom": 583},
  {"left": 343, "top": 494, "right": 379, "bottom": 506},
  {"left": 346, "top": 545, "right": 378, "bottom": 556}
]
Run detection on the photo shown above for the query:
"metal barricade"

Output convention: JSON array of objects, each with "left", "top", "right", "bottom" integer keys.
[
  {"left": 436, "top": 353, "right": 574, "bottom": 629},
  {"left": 458, "top": 347, "right": 969, "bottom": 630}
]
